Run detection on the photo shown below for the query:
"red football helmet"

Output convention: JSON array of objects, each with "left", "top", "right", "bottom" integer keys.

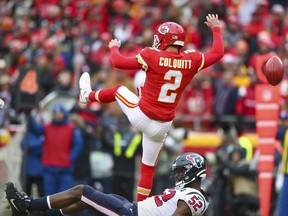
[{"left": 152, "top": 22, "right": 186, "bottom": 50}]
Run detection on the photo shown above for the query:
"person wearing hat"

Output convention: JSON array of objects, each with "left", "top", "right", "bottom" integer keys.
[{"left": 30, "top": 103, "right": 83, "bottom": 196}]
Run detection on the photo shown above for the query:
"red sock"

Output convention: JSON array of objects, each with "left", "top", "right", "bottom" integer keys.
[
  {"left": 137, "top": 163, "right": 155, "bottom": 201},
  {"left": 89, "top": 85, "right": 121, "bottom": 103}
]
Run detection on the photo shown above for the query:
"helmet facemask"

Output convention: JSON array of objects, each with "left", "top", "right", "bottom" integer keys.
[
  {"left": 169, "top": 167, "right": 187, "bottom": 189},
  {"left": 152, "top": 34, "right": 161, "bottom": 49}
]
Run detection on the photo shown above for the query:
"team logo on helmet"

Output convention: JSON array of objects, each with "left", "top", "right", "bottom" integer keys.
[
  {"left": 186, "top": 154, "right": 204, "bottom": 168},
  {"left": 158, "top": 25, "right": 169, "bottom": 35}
]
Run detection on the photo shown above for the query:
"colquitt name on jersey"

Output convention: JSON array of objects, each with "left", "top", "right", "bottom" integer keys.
[{"left": 159, "top": 57, "right": 192, "bottom": 69}]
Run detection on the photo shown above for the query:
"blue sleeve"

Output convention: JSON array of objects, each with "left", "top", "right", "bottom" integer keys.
[
  {"left": 20, "top": 133, "right": 44, "bottom": 156},
  {"left": 29, "top": 116, "right": 45, "bottom": 135},
  {"left": 70, "top": 127, "right": 83, "bottom": 163}
]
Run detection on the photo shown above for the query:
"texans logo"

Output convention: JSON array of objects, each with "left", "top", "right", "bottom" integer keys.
[{"left": 186, "top": 154, "right": 203, "bottom": 168}]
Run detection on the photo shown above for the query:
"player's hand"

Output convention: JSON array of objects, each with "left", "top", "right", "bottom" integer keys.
[
  {"left": 204, "top": 14, "right": 220, "bottom": 29},
  {"left": 108, "top": 39, "right": 121, "bottom": 48}
]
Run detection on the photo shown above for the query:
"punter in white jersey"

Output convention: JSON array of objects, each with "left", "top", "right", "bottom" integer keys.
[{"left": 5, "top": 152, "right": 209, "bottom": 216}]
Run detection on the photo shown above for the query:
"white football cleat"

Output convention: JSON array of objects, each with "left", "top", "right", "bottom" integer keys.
[{"left": 79, "top": 72, "right": 92, "bottom": 104}]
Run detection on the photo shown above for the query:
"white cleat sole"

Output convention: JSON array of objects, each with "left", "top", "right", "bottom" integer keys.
[{"left": 79, "top": 72, "right": 92, "bottom": 104}]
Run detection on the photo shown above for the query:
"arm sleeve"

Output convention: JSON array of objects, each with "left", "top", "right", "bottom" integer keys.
[
  {"left": 70, "top": 127, "right": 83, "bottom": 163},
  {"left": 29, "top": 116, "right": 45, "bottom": 135},
  {"left": 110, "top": 46, "right": 142, "bottom": 70},
  {"left": 202, "top": 27, "right": 224, "bottom": 68}
]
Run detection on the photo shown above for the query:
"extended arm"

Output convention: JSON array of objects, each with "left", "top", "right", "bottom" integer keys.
[
  {"left": 109, "top": 39, "right": 142, "bottom": 70},
  {"left": 172, "top": 200, "right": 192, "bottom": 216},
  {"left": 202, "top": 14, "right": 224, "bottom": 68}
]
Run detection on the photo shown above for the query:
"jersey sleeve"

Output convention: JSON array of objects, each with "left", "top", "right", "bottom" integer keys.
[
  {"left": 181, "top": 189, "right": 209, "bottom": 216},
  {"left": 110, "top": 46, "right": 142, "bottom": 70},
  {"left": 136, "top": 47, "right": 155, "bottom": 72},
  {"left": 202, "top": 27, "right": 224, "bottom": 68}
]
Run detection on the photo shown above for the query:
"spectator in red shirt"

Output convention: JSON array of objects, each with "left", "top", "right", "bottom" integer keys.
[
  {"left": 236, "top": 72, "right": 258, "bottom": 130},
  {"left": 177, "top": 73, "right": 213, "bottom": 130},
  {"left": 30, "top": 103, "right": 83, "bottom": 196}
]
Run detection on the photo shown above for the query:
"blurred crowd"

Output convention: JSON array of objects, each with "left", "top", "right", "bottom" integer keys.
[
  {"left": 0, "top": 0, "right": 287, "bottom": 130},
  {"left": 0, "top": 0, "right": 288, "bottom": 215}
]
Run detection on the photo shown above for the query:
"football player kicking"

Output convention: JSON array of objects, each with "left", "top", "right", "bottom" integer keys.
[
  {"left": 79, "top": 13, "right": 223, "bottom": 201},
  {"left": 6, "top": 152, "right": 208, "bottom": 216}
]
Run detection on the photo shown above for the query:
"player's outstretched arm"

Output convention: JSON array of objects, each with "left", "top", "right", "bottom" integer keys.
[
  {"left": 108, "top": 38, "right": 142, "bottom": 70},
  {"left": 202, "top": 14, "right": 224, "bottom": 68}
]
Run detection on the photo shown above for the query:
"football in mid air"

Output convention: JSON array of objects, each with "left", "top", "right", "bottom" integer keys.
[{"left": 264, "top": 55, "right": 284, "bottom": 86}]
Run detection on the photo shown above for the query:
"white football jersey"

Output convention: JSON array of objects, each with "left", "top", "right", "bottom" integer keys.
[{"left": 137, "top": 187, "right": 209, "bottom": 216}]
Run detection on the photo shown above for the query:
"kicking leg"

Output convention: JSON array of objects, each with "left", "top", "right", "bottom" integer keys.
[
  {"left": 93, "top": 85, "right": 122, "bottom": 103},
  {"left": 79, "top": 71, "right": 121, "bottom": 104}
]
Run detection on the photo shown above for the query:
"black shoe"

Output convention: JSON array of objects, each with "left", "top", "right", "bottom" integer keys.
[{"left": 5, "top": 182, "right": 31, "bottom": 216}]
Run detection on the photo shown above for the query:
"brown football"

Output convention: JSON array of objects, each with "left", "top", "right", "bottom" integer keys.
[{"left": 264, "top": 56, "right": 284, "bottom": 86}]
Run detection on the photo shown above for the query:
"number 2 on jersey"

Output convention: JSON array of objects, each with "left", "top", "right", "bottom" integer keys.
[{"left": 158, "top": 70, "right": 182, "bottom": 103}]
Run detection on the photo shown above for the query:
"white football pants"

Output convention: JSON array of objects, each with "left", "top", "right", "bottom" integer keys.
[{"left": 115, "top": 86, "right": 173, "bottom": 166}]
